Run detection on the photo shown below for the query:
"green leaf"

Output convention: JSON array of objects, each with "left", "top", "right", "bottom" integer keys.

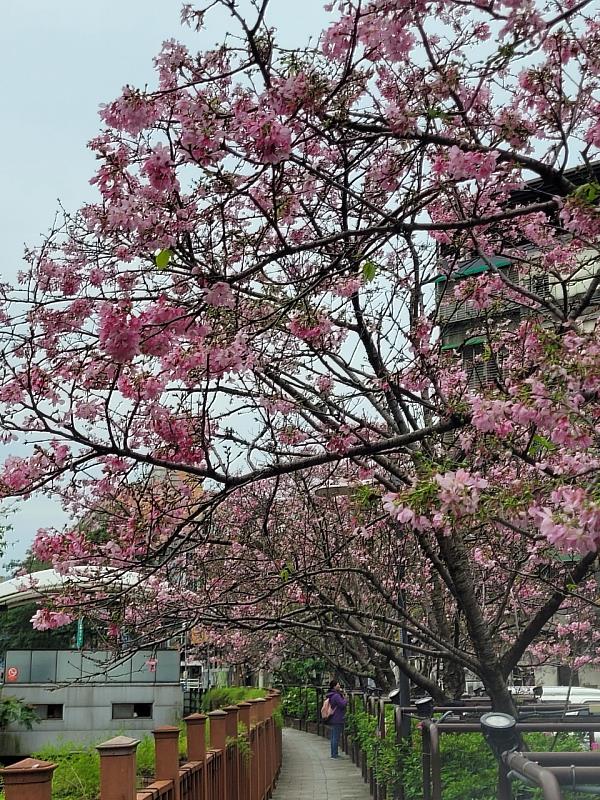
[
  {"left": 530, "top": 433, "right": 557, "bottom": 455},
  {"left": 362, "top": 260, "right": 377, "bottom": 283},
  {"left": 155, "top": 249, "right": 172, "bottom": 270},
  {"left": 572, "top": 181, "right": 600, "bottom": 205},
  {"left": 352, "top": 485, "right": 380, "bottom": 507}
]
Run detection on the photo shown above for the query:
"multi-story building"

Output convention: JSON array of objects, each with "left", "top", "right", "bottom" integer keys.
[
  {"left": 434, "top": 163, "right": 600, "bottom": 690},
  {"left": 436, "top": 163, "right": 600, "bottom": 388}
]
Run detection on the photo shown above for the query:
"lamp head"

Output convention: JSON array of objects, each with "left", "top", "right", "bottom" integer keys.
[
  {"left": 480, "top": 712, "right": 519, "bottom": 759},
  {"left": 414, "top": 696, "right": 434, "bottom": 718},
  {"left": 388, "top": 688, "right": 402, "bottom": 706}
]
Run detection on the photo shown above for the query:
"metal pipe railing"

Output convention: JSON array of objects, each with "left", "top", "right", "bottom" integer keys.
[
  {"left": 503, "top": 752, "right": 562, "bottom": 800},
  {"left": 422, "top": 718, "right": 600, "bottom": 800}
]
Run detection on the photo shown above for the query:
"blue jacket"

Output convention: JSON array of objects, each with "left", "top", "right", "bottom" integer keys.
[{"left": 326, "top": 690, "right": 348, "bottom": 724}]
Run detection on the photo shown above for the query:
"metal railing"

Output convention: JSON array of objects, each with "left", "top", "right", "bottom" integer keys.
[{"left": 282, "top": 687, "right": 600, "bottom": 799}]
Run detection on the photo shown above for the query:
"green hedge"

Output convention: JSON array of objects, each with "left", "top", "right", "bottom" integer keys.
[
  {"left": 346, "top": 707, "right": 588, "bottom": 800},
  {"left": 281, "top": 687, "right": 318, "bottom": 721},
  {"left": 200, "top": 686, "right": 267, "bottom": 711}
]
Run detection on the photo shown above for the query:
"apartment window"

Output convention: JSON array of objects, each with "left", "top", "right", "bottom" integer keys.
[
  {"left": 462, "top": 341, "right": 499, "bottom": 389},
  {"left": 530, "top": 272, "right": 550, "bottom": 298},
  {"left": 112, "top": 702, "right": 153, "bottom": 719},
  {"left": 33, "top": 704, "right": 63, "bottom": 720},
  {"left": 557, "top": 666, "right": 579, "bottom": 687}
]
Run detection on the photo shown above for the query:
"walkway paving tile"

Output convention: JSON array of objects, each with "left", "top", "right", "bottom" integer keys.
[{"left": 272, "top": 728, "right": 372, "bottom": 800}]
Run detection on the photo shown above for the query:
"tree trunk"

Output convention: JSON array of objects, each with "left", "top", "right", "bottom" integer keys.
[{"left": 442, "top": 659, "right": 466, "bottom": 700}]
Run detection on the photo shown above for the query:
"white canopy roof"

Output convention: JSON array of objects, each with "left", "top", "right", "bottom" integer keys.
[{"left": 0, "top": 567, "right": 143, "bottom": 609}]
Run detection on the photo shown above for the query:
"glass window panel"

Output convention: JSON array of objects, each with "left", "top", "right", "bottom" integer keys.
[
  {"left": 4, "top": 651, "right": 31, "bottom": 683},
  {"left": 156, "top": 650, "right": 180, "bottom": 683},
  {"left": 31, "top": 650, "right": 57, "bottom": 683},
  {"left": 57, "top": 651, "right": 82, "bottom": 682},
  {"left": 130, "top": 652, "right": 155, "bottom": 683}
]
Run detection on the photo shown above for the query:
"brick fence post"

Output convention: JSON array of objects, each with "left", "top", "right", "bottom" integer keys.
[
  {"left": 96, "top": 735, "right": 139, "bottom": 800},
  {"left": 208, "top": 709, "right": 228, "bottom": 798},
  {"left": 273, "top": 689, "right": 282, "bottom": 775},
  {"left": 237, "top": 702, "right": 252, "bottom": 800},
  {"left": 0, "top": 758, "right": 56, "bottom": 800},
  {"left": 184, "top": 713, "right": 207, "bottom": 800},
  {"left": 254, "top": 698, "right": 267, "bottom": 799},
  {"left": 224, "top": 704, "right": 240, "bottom": 800},
  {"left": 185, "top": 712, "right": 207, "bottom": 762},
  {"left": 263, "top": 695, "right": 273, "bottom": 793},
  {"left": 154, "top": 725, "right": 181, "bottom": 800}
]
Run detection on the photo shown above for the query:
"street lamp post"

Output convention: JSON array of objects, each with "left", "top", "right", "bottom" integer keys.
[{"left": 396, "top": 565, "right": 412, "bottom": 738}]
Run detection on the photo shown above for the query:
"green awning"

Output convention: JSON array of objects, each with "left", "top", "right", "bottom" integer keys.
[
  {"left": 441, "top": 335, "right": 486, "bottom": 350},
  {"left": 435, "top": 256, "right": 511, "bottom": 283},
  {"left": 464, "top": 335, "right": 487, "bottom": 346}
]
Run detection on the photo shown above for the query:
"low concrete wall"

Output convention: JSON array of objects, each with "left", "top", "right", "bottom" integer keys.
[{"left": 0, "top": 683, "right": 183, "bottom": 755}]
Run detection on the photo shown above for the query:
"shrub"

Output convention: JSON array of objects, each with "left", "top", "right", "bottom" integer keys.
[
  {"left": 346, "top": 708, "right": 587, "bottom": 800},
  {"left": 0, "top": 696, "right": 38, "bottom": 730},
  {"left": 281, "top": 687, "right": 318, "bottom": 721},
  {"left": 135, "top": 734, "right": 156, "bottom": 781},
  {"left": 31, "top": 741, "right": 100, "bottom": 800},
  {"left": 200, "top": 686, "right": 266, "bottom": 712}
]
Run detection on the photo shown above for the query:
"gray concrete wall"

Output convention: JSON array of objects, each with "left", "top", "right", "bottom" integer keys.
[{"left": 0, "top": 683, "right": 183, "bottom": 755}]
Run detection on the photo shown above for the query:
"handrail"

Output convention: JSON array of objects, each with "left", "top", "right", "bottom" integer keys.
[
  {"left": 422, "top": 717, "right": 600, "bottom": 800},
  {"left": 503, "top": 752, "right": 562, "bottom": 800},
  {"left": 281, "top": 688, "right": 600, "bottom": 800}
]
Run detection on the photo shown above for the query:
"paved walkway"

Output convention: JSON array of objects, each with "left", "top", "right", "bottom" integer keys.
[{"left": 272, "top": 728, "right": 371, "bottom": 800}]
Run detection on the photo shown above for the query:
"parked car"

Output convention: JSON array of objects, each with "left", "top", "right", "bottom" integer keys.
[{"left": 510, "top": 685, "right": 600, "bottom": 706}]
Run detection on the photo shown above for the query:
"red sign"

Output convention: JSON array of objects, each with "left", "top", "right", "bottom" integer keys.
[{"left": 6, "top": 666, "right": 19, "bottom": 682}]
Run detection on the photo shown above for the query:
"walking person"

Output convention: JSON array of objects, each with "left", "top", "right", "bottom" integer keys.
[{"left": 326, "top": 679, "right": 348, "bottom": 758}]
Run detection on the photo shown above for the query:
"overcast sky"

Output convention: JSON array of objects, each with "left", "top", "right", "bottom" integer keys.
[{"left": 1, "top": 0, "right": 326, "bottom": 571}]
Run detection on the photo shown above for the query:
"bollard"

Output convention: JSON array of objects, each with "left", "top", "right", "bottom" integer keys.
[
  {"left": 96, "top": 735, "right": 140, "bottom": 800},
  {"left": 154, "top": 725, "right": 181, "bottom": 800}
]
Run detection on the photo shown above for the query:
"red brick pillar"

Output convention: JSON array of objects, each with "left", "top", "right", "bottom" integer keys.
[
  {"left": 263, "top": 695, "right": 274, "bottom": 791},
  {"left": 238, "top": 700, "right": 252, "bottom": 731},
  {"left": 224, "top": 705, "right": 240, "bottom": 800},
  {"left": 185, "top": 713, "right": 207, "bottom": 762},
  {"left": 254, "top": 698, "right": 267, "bottom": 799},
  {"left": 154, "top": 725, "right": 181, "bottom": 800},
  {"left": 247, "top": 699, "right": 263, "bottom": 800},
  {"left": 208, "top": 709, "right": 228, "bottom": 798},
  {"left": 270, "top": 690, "right": 282, "bottom": 779},
  {"left": 96, "top": 735, "right": 139, "bottom": 800},
  {"left": 237, "top": 702, "right": 252, "bottom": 800},
  {"left": 224, "top": 703, "right": 240, "bottom": 738},
  {"left": 0, "top": 758, "right": 56, "bottom": 800},
  {"left": 184, "top": 713, "right": 207, "bottom": 800}
]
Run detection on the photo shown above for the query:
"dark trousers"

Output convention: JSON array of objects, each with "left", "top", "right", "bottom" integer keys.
[{"left": 330, "top": 722, "right": 344, "bottom": 757}]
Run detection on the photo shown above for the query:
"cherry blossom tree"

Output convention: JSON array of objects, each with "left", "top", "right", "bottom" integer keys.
[{"left": 1, "top": 0, "right": 600, "bottom": 712}]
